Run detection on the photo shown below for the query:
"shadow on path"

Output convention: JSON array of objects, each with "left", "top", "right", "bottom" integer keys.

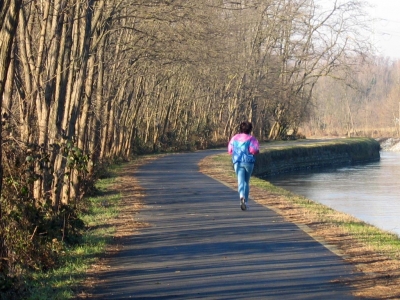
[{"left": 90, "top": 150, "right": 360, "bottom": 299}]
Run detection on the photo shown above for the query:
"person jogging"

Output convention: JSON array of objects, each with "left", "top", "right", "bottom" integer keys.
[{"left": 228, "top": 121, "right": 260, "bottom": 210}]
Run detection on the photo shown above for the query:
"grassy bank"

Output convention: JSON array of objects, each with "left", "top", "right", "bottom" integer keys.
[
  {"left": 11, "top": 154, "right": 157, "bottom": 299},
  {"left": 207, "top": 151, "right": 400, "bottom": 258},
  {"left": 199, "top": 146, "right": 400, "bottom": 299},
  {"left": 19, "top": 167, "right": 122, "bottom": 300}
]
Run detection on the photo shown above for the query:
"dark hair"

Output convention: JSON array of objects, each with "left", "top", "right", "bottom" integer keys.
[{"left": 239, "top": 121, "right": 253, "bottom": 134}]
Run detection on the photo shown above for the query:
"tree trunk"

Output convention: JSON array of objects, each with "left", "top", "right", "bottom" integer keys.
[{"left": 0, "top": 0, "right": 22, "bottom": 274}]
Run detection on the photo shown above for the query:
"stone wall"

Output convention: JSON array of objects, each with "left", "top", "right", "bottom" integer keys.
[{"left": 253, "top": 138, "right": 381, "bottom": 177}]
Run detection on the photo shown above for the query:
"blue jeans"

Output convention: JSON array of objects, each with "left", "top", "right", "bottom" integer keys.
[{"left": 233, "top": 162, "right": 254, "bottom": 202}]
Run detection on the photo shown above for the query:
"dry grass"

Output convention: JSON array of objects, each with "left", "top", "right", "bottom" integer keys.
[
  {"left": 199, "top": 153, "right": 400, "bottom": 299},
  {"left": 78, "top": 155, "right": 162, "bottom": 299}
]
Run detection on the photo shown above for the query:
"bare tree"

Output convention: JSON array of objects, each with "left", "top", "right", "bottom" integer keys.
[
  {"left": 0, "top": 0, "right": 23, "bottom": 279},
  {"left": 1, "top": 0, "right": 376, "bottom": 211}
]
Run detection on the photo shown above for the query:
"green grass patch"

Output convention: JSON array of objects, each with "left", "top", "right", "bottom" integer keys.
[{"left": 25, "top": 169, "right": 122, "bottom": 300}]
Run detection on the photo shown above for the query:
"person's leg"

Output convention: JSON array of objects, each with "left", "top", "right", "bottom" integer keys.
[
  {"left": 234, "top": 163, "right": 246, "bottom": 200},
  {"left": 242, "top": 163, "right": 254, "bottom": 202}
]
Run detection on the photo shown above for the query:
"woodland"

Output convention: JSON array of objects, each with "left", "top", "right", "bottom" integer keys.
[{"left": 0, "top": 0, "right": 399, "bottom": 295}]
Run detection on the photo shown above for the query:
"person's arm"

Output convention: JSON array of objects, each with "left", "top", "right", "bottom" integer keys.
[
  {"left": 228, "top": 137, "right": 234, "bottom": 154},
  {"left": 249, "top": 137, "right": 259, "bottom": 155}
]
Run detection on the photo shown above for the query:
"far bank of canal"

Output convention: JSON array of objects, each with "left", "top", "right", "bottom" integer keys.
[
  {"left": 253, "top": 137, "right": 400, "bottom": 237},
  {"left": 253, "top": 137, "right": 380, "bottom": 177}
]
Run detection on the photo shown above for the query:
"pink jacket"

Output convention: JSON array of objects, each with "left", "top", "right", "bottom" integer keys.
[{"left": 228, "top": 133, "right": 259, "bottom": 164}]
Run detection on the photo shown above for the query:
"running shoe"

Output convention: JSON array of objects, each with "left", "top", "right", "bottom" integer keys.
[{"left": 240, "top": 197, "right": 246, "bottom": 211}]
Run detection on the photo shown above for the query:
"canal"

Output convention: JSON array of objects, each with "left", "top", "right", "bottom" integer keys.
[{"left": 266, "top": 151, "right": 400, "bottom": 236}]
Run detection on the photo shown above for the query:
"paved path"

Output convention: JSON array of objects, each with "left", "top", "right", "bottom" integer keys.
[{"left": 91, "top": 149, "right": 360, "bottom": 299}]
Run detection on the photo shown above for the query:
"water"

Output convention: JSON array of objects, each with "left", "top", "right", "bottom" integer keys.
[{"left": 266, "top": 151, "right": 400, "bottom": 236}]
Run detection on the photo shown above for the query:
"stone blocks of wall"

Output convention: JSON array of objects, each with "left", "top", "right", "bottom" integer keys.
[{"left": 253, "top": 138, "right": 381, "bottom": 177}]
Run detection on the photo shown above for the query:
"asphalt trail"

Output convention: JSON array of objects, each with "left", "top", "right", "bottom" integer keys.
[{"left": 91, "top": 149, "right": 359, "bottom": 299}]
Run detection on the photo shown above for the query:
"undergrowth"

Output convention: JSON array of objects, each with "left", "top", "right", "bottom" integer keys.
[{"left": 1, "top": 166, "right": 122, "bottom": 300}]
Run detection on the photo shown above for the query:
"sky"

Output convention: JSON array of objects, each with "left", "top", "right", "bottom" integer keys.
[{"left": 366, "top": 0, "right": 400, "bottom": 59}]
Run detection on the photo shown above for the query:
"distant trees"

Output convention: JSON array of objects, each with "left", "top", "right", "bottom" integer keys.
[
  {"left": 197, "top": 0, "right": 372, "bottom": 140},
  {"left": 306, "top": 57, "right": 400, "bottom": 137}
]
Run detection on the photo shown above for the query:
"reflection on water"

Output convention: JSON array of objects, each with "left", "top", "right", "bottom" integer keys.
[{"left": 266, "top": 152, "right": 400, "bottom": 236}]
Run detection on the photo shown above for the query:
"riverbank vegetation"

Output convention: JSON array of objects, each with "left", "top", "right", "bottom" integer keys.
[
  {"left": 0, "top": 166, "right": 122, "bottom": 299},
  {"left": 199, "top": 149, "right": 400, "bottom": 299},
  {"left": 1, "top": 0, "right": 399, "bottom": 297}
]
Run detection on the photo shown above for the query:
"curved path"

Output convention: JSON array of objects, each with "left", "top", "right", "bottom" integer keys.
[{"left": 91, "top": 149, "right": 359, "bottom": 299}]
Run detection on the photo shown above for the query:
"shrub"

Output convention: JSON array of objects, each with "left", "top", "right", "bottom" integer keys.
[{"left": 0, "top": 139, "right": 88, "bottom": 297}]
